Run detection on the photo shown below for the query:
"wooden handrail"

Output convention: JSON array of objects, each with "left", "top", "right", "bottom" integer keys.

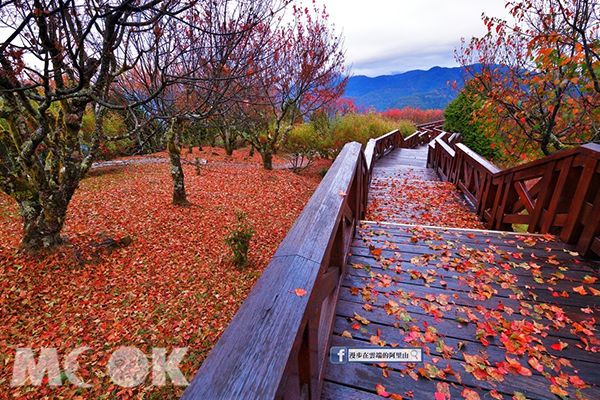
[
  {"left": 429, "top": 135, "right": 600, "bottom": 259},
  {"left": 182, "top": 124, "right": 429, "bottom": 399},
  {"left": 182, "top": 121, "right": 447, "bottom": 400},
  {"left": 181, "top": 142, "right": 367, "bottom": 399},
  {"left": 365, "top": 129, "right": 402, "bottom": 172},
  {"left": 182, "top": 123, "right": 450, "bottom": 400}
]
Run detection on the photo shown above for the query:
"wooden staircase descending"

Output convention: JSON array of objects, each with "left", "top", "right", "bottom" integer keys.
[
  {"left": 182, "top": 122, "right": 599, "bottom": 400},
  {"left": 321, "top": 146, "right": 600, "bottom": 400}
]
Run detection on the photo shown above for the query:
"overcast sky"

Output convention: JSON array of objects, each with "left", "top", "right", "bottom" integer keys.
[{"left": 311, "top": 0, "right": 511, "bottom": 77}]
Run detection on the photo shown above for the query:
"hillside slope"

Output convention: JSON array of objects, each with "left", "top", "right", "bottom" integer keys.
[{"left": 345, "top": 66, "right": 467, "bottom": 110}]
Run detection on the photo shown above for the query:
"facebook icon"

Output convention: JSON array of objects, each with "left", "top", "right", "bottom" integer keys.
[{"left": 330, "top": 347, "right": 347, "bottom": 364}]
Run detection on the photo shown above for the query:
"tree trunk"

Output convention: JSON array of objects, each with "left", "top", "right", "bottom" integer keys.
[
  {"left": 20, "top": 198, "right": 65, "bottom": 251},
  {"left": 261, "top": 150, "right": 273, "bottom": 170},
  {"left": 167, "top": 120, "right": 189, "bottom": 206}
]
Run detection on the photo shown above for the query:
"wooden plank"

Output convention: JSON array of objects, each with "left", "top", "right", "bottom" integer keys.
[
  {"left": 344, "top": 251, "right": 599, "bottom": 311},
  {"left": 502, "top": 213, "right": 530, "bottom": 225},
  {"left": 356, "top": 223, "right": 583, "bottom": 252},
  {"left": 364, "top": 139, "right": 376, "bottom": 173},
  {"left": 590, "top": 236, "right": 600, "bottom": 257},
  {"left": 349, "top": 239, "right": 598, "bottom": 272},
  {"left": 455, "top": 143, "right": 501, "bottom": 174},
  {"left": 513, "top": 181, "right": 535, "bottom": 215},
  {"left": 576, "top": 183, "right": 600, "bottom": 256},
  {"left": 320, "top": 382, "right": 382, "bottom": 400},
  {"left": 341, "top": 266, "right": 596, "bottom": 320},
  {"left": 490, "top": 175, "right": 506, "bottom": 229},
  {"left": 527, "top": 161, "right": 556, "bottom": 233}
]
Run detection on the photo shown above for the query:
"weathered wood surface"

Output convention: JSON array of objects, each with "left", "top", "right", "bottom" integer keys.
[
  {"left": 182, "top": 124, "right": 449, "bottom": 399},
  {"left": 322, "top": 221, "right": 600, "bottom": 400},
  {"left": 323, "top": 136, "right": 599, "bottom": 399},
  {"left": 182, "top": 142, "right": 368, "bottom": 399}
]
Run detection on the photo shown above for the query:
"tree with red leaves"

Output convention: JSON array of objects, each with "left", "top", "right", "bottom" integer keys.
[
  {"left": 241, "top": 3, "right": 347, "bottom": 170},
  {"left": 456, "top": 0, "right": 600, "bottom": 158}
]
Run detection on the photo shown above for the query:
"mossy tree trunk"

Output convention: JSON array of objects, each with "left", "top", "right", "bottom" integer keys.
[
  {"left": 0, "top": 99, "right": 90, "bottom": 252},
  {"left": 261, "top": 150, "right": 273, "bottom": 170},
  {"left": 167, "top": 119, "right": 189, "bottom": 206}
]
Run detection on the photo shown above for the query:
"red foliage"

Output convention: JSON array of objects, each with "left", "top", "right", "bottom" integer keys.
[
  {"left": 381, "top": 107, "right": 444, "bottom": 125},
  {"left": 0, "top": 147, "right": 323, "bottom": 398}
]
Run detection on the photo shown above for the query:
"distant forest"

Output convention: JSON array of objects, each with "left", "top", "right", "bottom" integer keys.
[{"left": 344, "top": 66, "right": 468, "bottom": 110}]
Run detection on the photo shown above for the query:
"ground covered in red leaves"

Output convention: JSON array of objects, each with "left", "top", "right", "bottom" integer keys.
[
  {"left": 0, "top": 147, "right": 326, "bottom": 399},
  {"left": 338, "top": 224, "right": 600, "bottom": 400},
  {"left": 366, "top": 170, "right": 485, "bottom": 229}
]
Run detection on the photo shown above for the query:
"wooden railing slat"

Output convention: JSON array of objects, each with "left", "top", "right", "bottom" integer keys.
[
  {"left": 541, "top": 157, "right": 573, "bottom": 233},
  {"left": 429, "top": 130, "right": 600, "bottom": 259},
  {"left": 576, "top": 185, "right": 600, "bottom": 256},
  {"left": 560, "top": 158, "right": 598, "bottom": 244},
  {"left": 527, "top": 161, "right": 556, "bottom": 233}
]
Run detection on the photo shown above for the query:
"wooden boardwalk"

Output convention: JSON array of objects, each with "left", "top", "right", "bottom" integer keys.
[
  {"left": 322, "top": 148, "right": 600, "bottom": 400},
  {"left": 183, "top": 126, "right": 600, "bottom": 400}
]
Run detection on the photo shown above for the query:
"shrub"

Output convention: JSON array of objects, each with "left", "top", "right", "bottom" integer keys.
[
  {"left": 225, "top": 211, "right": 254, "bottom": 267},
  {"left": 283, "top": 123, "right": 325, "bottom": 173},
  {"left": 324, "top": 112, "right": 415, "bottom": 157},
  {"left": 444, "top": 92, "right": 499, "bottom": 160},
  {"left": 281, "top": 112, "right": 416, "bottom": 164}
]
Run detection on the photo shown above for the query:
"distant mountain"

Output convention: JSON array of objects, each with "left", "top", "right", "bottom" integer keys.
[{"left": 344, "top": 66, "right": 469, "bottom": 111}]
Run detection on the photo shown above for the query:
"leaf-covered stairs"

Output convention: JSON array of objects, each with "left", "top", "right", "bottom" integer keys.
[{"left": 322, "top": 147, "right": 600, "bottom": 400}]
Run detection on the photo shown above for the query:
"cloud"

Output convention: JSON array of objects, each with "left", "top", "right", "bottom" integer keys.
[
  {"left": 349, "top": 42, "right": 462, "bottom": 76},
  {"left": 311, "top": 0, "right": 511, "bottom": 77}
]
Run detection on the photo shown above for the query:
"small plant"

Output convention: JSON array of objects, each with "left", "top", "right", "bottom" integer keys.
[
  {"left": 194, "top": 157, "right": 207, "bottom": 175},
  {"left": 225, "top": 211, "right": 254, "bottom": 267}
]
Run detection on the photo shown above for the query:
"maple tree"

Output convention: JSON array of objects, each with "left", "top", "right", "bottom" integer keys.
[
  {"left": 241, "top": 2, "right": 347, "bottom": 170},
  {"left": 0, "top": 0, "right": 202, "bottom": 249},
  {"left": 456, "top": 0, "right": 600, "bottom": 158}
]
